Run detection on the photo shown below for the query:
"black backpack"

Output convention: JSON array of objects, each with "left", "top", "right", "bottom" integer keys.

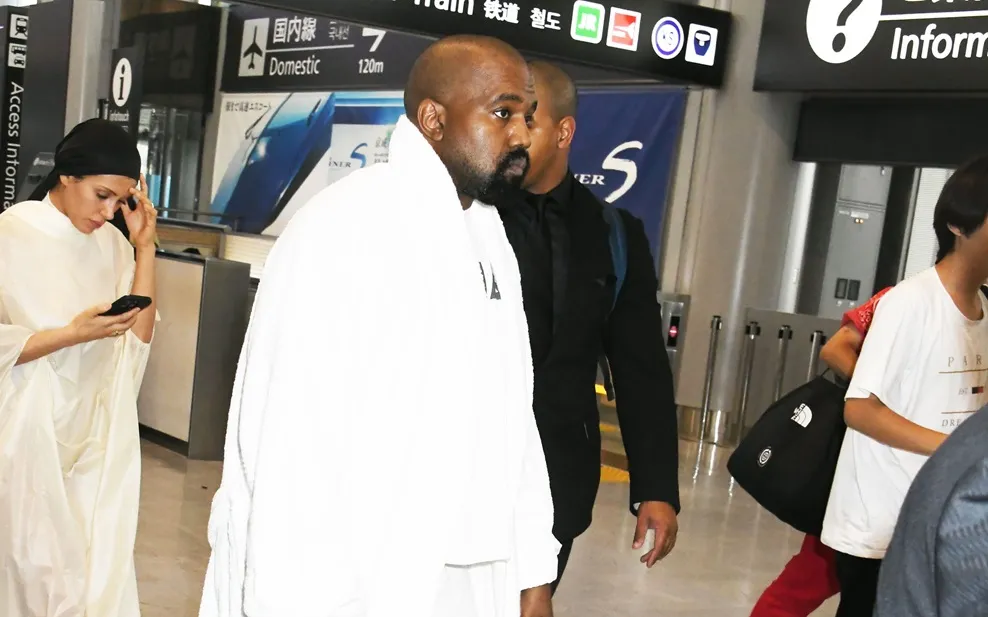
[{"left": 727, "top": 374, "right": 848, "bottom": 536}]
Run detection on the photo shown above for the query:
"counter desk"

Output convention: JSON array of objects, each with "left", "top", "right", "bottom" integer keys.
[{"left": 137, "top": 251, "right": 250, "bottom": 460}]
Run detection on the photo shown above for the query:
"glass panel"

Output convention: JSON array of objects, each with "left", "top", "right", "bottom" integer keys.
[
  {"left": 137, "top": 103, "right": 204, "bottom": 223},
  {"left": 138, "top": 104, "right": 169, "bottom": 211},
  {"left": 168, "top": 108, "right": 205, "bottom": 221}
]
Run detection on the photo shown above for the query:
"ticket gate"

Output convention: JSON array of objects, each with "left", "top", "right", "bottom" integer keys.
[
  {"left": 597, "top": 291, "right": 690, "bottom": 403},
  {"left": 658, "top": 292, "right": 690, "bottom": 392}
]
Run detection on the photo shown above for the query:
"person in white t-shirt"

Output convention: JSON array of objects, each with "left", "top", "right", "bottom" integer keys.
[{"left": 821, "top": 156, "right": 988, "bottom": 617}]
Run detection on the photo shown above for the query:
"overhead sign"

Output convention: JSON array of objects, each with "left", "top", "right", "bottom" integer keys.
[
  {"left": 246, "top": 0, "right": 732, "bottom": 87},
  {"left": 119, "top": 8, "right": 222, "bottom": 111},
  {"left": 1, "top": 8, "right": 28, "bottom": 211},
  {"left": 222, "top": 5, "right": 431, "bottom": 92},
  {"left": 107, "top": 47, "right": 144, "bottom": 135},
  {"left": 757, "top": 0, "right": 988, "bottom": 92}
]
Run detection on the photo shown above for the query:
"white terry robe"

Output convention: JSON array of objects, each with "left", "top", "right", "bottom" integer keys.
[
  {"left": 0, "top": 197, "right": 154, "bottom": 617},
  {"left": 199, "top": 115, "right": 559, "bottom": 617}
]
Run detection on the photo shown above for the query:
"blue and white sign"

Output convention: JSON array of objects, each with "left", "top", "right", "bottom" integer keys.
[
  {"left": 569, "top": 89, "right": 687, "bottom": 261},
  {"left": 210, "top": 90, "right": 404, "bottom": 235},
  {"left": 686, "top": 23, "right": 718, "bottom": 66}
]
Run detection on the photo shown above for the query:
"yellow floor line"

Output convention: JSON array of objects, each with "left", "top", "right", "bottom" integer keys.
[
  {"left": 600, "top": 465, "right": 630, "bottom": 483},
  {"left": 599, "top": 422, "right": 620, "bottom": 434}
]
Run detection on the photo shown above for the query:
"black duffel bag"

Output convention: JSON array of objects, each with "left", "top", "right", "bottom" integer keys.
[{"left": 727, "top": 374, "right": 848, "bottom": 536}]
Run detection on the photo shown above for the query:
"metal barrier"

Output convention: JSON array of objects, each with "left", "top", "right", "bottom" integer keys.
[
  {"left": 732, "top": 320, "right": 761, "bottom": 441},
  {"left": 158, "top": 207, "right": 246, "bottom": 231},
  {"left": 773, "top": 325, "right": 792, "bottom": 401},
  {"left": 698, "top": 315, "right": 722, "bottom": 444},
  {"left": 807, "top": 330, "right": 826, "bottom": 382},
  {"left": 732, "top": 310, "right": 841, "bottom": 437}
]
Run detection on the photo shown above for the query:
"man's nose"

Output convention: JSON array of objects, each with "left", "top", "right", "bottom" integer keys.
[{"left": 510, "top": 119, "right": 532, "bottom": 150}]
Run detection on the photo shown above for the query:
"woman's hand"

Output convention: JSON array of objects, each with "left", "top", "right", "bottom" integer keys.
[
  {"left": 123, "top": 174, "right": 158, "bottom": 249},
  {"left": 68, "top": 304, "right": 142, "bottom": 344},
  {"left": 14, "top": 305, "right": 141, "bottom": 366}
]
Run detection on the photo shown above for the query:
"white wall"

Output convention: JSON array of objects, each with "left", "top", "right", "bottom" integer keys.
[{"left": 903, "top": 167, "right": 953, "bottom": 279}]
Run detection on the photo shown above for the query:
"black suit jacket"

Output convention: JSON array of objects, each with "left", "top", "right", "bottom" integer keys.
[{"left": 499, "top": 176, "right": 680, "bottom": 542}]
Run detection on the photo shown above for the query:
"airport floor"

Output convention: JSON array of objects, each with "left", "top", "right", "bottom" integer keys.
[{"left": 135, "top": 427, "right": 839, "bottom": 617}]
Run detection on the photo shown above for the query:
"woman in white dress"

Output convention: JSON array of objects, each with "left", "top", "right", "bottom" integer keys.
[{"left": 0, "top": 119, "right": 158, "bottom": 617}]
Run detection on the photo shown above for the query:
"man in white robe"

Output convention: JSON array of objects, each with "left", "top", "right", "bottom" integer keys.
[{"left": 199, "top": 35, "right": 559, "bottom": 617}]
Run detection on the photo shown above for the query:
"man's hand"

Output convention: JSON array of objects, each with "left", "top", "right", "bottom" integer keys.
[
  {"left": 633, "top": 501, "right": 678, "bottom": 568},
  {"left": 520, "top": 584, "right": 553, "bottom": 617}
]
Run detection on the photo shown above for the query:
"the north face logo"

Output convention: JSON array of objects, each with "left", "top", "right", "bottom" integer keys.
[{"left": 792, "top": 404, "right": 813, "bottom": 428}]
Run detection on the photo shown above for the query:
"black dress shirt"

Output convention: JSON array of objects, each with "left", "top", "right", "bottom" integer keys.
[{"left": 503, "top": 175, "right": 576, "bottom": 363}]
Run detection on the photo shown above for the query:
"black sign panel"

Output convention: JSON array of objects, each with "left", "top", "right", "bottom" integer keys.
[
  {"left": 757, "top": 0, "right": 988, "bottom": 92},
  {"left": 245, "top": 0, "right": 732, "bottom": 87},
  {"left": 119, "top": 8, "right": 222, "bottom": 111},
  {"left": 1, "top": 8, "right": 28, "bottom": 211},
  {"left": 107, "top": 47, "right": 144, "bottom": 136},
  {"left": 223, "top": 5, "right": 431, "bottom": 92},
  {"left": 17, "top": 0, "right": 71, "bottom": 191}
]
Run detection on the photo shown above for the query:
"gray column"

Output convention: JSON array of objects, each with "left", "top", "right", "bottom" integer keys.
[
  {"left": 197, "top": 8, "right": 228, "bottom": 214},
  {"left": 97, "top": 0, "right": 121, "bottom": 101},
  {"left": 64, "top": 0, "right": 105, "bottom": 131},
  {"left": 667, "top": 0, "right": 802, "bottom": 445}
]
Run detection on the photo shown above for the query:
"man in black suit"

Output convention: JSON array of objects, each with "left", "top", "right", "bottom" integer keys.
[{"left": 496, "top": 60, "right": 680, "bottom": 592}]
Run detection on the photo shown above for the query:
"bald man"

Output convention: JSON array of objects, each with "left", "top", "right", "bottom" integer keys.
[
  {"left": 199, "top": 36, "right": 558, "bottom": 617},
  {"left": 495, "top": 61, "right": 680, "bottom": 592}
]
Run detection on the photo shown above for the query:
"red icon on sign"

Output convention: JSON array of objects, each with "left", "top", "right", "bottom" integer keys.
[{"left": 606, "top": 8, "right": 642, "bottom": 51}]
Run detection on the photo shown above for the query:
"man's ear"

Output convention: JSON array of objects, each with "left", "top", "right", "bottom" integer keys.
[
  {"left": 417, "top": 99, "right": 446, "bottom": 142},
  {"left": 948, "top": 223, "right": 964, "bottom": 238},
  {"left": 558, "top": 116, "right": 576, "bottom": 149}
]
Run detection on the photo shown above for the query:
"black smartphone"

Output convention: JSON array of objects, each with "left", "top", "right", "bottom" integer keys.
[{"left": 100, "top": 294, "right": 152, "bottom": 317}]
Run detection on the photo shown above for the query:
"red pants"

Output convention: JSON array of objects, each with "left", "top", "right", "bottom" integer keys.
[{"left": 750, "top": 534, "right": 840, "bottom": 617}]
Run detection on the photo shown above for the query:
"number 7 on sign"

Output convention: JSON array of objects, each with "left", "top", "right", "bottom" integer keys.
[{"left": 362, "top": 27, "right": 386, "bottom": 52}]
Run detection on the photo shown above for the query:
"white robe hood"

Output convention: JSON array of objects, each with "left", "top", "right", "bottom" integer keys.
[{"left": 200, "top": 116, "right": 558, "bottom": 617}]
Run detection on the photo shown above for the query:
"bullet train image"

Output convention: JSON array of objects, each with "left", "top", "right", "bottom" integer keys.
[
  {"left": 212, "top": 92, "right": 338, "bottom": 234},
  {"left": 212, "top": 91, "right": 405, "bottom": 235}
]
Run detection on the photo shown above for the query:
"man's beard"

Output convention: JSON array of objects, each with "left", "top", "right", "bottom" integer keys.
[{"left": 448, "top": 148, "right": 530, "bottom": 206}]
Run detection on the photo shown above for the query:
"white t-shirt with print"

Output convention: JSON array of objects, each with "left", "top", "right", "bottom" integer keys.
[{"left": 821, "top": 267, "right": 988, "bottom": 559}]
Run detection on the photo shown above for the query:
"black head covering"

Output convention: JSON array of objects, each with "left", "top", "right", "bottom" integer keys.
[{"left": 28, "top": 118, "right": 142, "bottom": 202}]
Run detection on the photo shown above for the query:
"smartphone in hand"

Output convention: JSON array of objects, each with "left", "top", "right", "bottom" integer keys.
[{"left": 100, "top": 295, "right": 152, "bottom": 317}]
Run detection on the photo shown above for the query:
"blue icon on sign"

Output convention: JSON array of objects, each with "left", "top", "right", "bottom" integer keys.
[
  {"left": 651, "top": 17, "right": 684, "bottom": 60},
  {"left": 693, "top": 31, "right": 711, "bottom": 57},
  {"left": 685, "top": 24, "right": 718, "bottom": 66}
]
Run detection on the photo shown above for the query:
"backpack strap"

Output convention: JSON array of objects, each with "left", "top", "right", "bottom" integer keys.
[
  {"left": 602, "top": 205, "right": 628, "bottom": 311},
  {"left": 598, "top": 206, "right": 628, "bottom": 402}
]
